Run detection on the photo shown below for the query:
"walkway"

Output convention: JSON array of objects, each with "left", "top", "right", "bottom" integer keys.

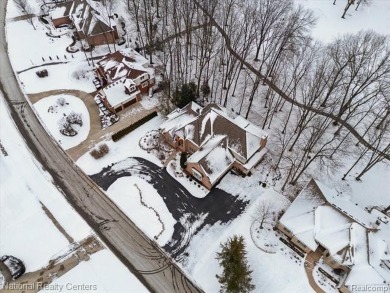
[
  {"left": 163, "top": 150, "right": 178, "bottom": 167},
  {"left": 304, "top": 247, "right": 326, "bottom": 293},
  {"left": 28, "top": 89, "right": 157, "bottom": 161}
]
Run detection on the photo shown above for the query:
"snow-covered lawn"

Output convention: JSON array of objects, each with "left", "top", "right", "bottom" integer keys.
[
  {"left": 185, "top": 188, "right": 312, "bottom": 293},
  {"left": 0, "top": 94, "right": 91, "bottom": 272},
  {"left": 18, "top": 62, "right": 96, "bottom": 94},
  {"left": 41, "top": 249, "right": 149, "bottom": 293},
  {"left": 295, "top": 0, "right": 390, "bottom": 43},
  {"left": 77, "top": 116, "right": 164, "bottom": 174},
  {"left": 6, "top": 16, "right": 83, "bottom": 72},
  {"left": 6, "top": 0, "right": 41, "bottom": 19},
  {"left": 106, "top": 176, "right": 176, "bottom": 246},
  {"left": 34, "top": 95, "right": 90, "bottom": 150}
]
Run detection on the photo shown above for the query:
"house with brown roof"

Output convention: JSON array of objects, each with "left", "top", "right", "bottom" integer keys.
[
  {"left": 71, "top": 1, "right": 118, "bottom": 47},
  {"left": 94, "top": 48, "right": 155, "bottom": 113},
  {"left": 277, "top": 179, "right": 390, "bottom": 292},
  {"left": 49, "top": 0, "right": 118, "bottom": 46},
  {"left": 160, "top": 102, "right": 268, "bottom": 189}
]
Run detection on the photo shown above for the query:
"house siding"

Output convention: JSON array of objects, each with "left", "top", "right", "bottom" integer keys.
[
  {"left": 277, "top": 222, "right": 312, "bottom": 253},
  {"left": 52, "top": 16, "right": 72, "bottom": 28},
  {"left": 185, "top": 162, "right": 212, "bottom": 190}
]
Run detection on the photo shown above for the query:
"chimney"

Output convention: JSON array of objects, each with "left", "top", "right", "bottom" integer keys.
[{"left": 260, "top": 135, "right": 268, "bottom": 149}]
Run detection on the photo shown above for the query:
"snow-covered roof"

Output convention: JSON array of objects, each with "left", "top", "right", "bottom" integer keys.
[
  {"left": 202, "top": 145, "right": 234, "bottom": 185},
  {"left": 314, "top": 205, "right": 352, "bottom": 258},
  {"left": 243, "top": 148, "right": 267, "bottom": 170},
  {"left": 97, "top": 49, "right": 154, "bottom": 83},
  {"left": 187, "top": 135, "right": 226, "bottom": 163},
  {"left": 160, "top": 113, "right": 198, "bottom": 137},
  {"left": 102, "top": 79, "right": 139, "bottom": 108},
  {"left": 51, "top": 6, "right": 67, "bottom": 19},
  {"left": 315, "top": 180, "right": 379, "bottom": 229},
  {"left": 193, "top": 105, "right": 268, "bottom": 161},
  {"left": 279, "top": 180, "right": 325, "bottom": 251},
  {"left": 280, "top": 179, "right": 390, "bottom": 288}
]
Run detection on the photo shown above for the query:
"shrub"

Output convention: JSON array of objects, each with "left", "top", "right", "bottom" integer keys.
[
  {"left": 67, "top": 111, "right": 83, "bottom": 126},
  {"left": 90, "top": 143, "right": 109, "bottom": 159},
  {"left": 112, "top": 111, "right": 157, "bottom": 142},
  {"left": 57, "top": 97, "right": 67, "bottom": 106},
  {"left": 180, "top": 152, "right": 187, "bottom": 168}
]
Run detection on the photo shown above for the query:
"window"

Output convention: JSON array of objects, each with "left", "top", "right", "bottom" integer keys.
[
  {"left": 192, "top": 168, "right": 203, "bottom": 181},
  {"left": 141, "top": 81, "right": 148, "bottom": 88}
]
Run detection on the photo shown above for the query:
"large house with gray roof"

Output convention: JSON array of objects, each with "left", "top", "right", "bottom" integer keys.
[
  {"left": 160, "top": 102, "right": 268, "bottom": 189},
  {"left": 277, "top": 179, "right": 390, "bottom": 292}
]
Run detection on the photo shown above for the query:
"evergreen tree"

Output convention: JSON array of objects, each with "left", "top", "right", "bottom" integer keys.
[
  {"left": 180, "top": 152, "right": 187, "bottom": 169},
  {"left": 216, "top": 235, "right": 255, "bottom": 293},
  {"left": 172, "top": 82, "right": 198, "bottom": 108}
]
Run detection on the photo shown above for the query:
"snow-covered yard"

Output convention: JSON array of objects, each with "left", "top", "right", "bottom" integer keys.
[
  {"left": 295, "top": 0, "right": 390, "bottom": 43},
  {"left": 185, "top": 187, "right": 313, "bottom": 293},
  {"left": 4, "top": 0, "right": 390, "bottom": 291},
  {"left": 34, "top": 95, "right": 90, "bottom": 150},
  {"left": 106, "top": 176, "right": 176, "bottom": 246},
  {"left": 18, "top": 62, "right": 96, "bottom": 94},
  {"left": 0, "top": 94, "right": 91, "bottom": 272},
  {"left": 40, "top": 250, "right": 148, "bottom": 293}
]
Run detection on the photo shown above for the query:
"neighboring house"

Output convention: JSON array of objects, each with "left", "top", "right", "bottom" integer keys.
[
  {"left": 277, "top": 179, "right": 390, "bottom": 293},
  {"left": 72, "top": 1, "right": 119, "bottom": 47},
  {"left": 50, "top": 0, "right": 119, "bottom": 46},
  {"left": 94, "top": 49, "right": 155, "bottom": 113},
  {"left": 95, "top": 49, "right": 155, "bottom": 94},
  {"left": 160, "top": 102, "right": 268, "bottom": 189}
]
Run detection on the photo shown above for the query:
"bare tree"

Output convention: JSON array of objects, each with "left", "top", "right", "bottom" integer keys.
[
  {"left": 13, "top": 0, "right": 35, "bottom": 30},
  {"left": 252, "top": 201, "right": 273, "bottom": 229},
  {"left": 342, "top": 0, "right": 355, "bottom": 18}
]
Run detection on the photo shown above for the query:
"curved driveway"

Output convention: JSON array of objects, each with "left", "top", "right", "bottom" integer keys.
[{"left": 0, "top": 2, "right": 203, "bottom": 293}]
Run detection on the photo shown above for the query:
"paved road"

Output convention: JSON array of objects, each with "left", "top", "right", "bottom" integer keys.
[{"left": 0, "top": 3, "right": 203, "bottom": 293}]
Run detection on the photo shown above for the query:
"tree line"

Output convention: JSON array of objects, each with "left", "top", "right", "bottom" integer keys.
[{"left": 123, "top": 0, "right": 389, "bottom": 192}]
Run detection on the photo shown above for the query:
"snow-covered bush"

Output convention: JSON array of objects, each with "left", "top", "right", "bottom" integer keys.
[
  {"left": 71, "top": 68, "right": 88, "bottom": 80},
  {"left": 56, "top": 97, "right": 67, "bottom": 106},
  {"left": 58, "top": 112, "right": 83, "bottom": 137},
  {"left": 0, "top": 255, "right": 25, "bottom": 280},
  {"left": 66, "top": 111, "right": 83, "bottom": 126},
  {"left": 58, "top": 117, "right": 76, "bottom": 136},
  {"left": 90, "top": 143, "right": 109, "bottom": 159}
]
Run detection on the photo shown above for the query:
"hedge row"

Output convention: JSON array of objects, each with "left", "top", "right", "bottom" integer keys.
[{"left": 112, "top": 111, "right": 158, "bottom": 142}]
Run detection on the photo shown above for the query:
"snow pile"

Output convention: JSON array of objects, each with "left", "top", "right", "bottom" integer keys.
[{"left": 34, "top": 95, "right": 90, "bottom": 149}]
